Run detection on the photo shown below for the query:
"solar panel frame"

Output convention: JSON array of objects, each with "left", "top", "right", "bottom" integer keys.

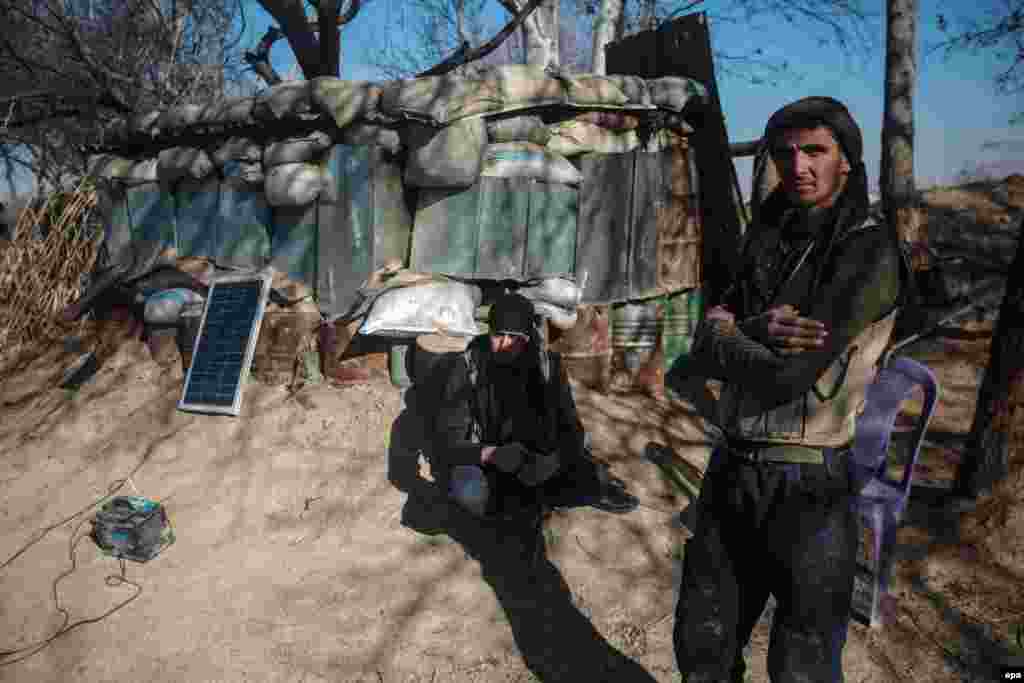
[{"left": 178, "top": 270, "right": 273, "bottom": 416}]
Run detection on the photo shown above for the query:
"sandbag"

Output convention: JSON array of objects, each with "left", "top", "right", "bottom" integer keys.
[
  {"left": 572, "top": 110, "right": 640, "bottom": 130},
  {"left": 89, "top": 155, "right": 159, "bottom": 185},
  {"left": 264, "top": 163, "right": 328, "bottom": 207},
  {"left": 517, "top": 277, "right": 582, "bottom": 310},
  {"left": 546, "top": 121, "right": 639, "bottom": 157},
  {"left": 253, "top": 81, "right": 314, "bottom": 120},
  {"left": 481, "top": 142, "right": 582, "bottom": 185},
  {"left": 157, "top": 147, "right": 214, "bottom": 183},
  {"left": 403, "top": 118, "right": 487, "bottom": 189},
  {"left": 210, "top": 137, "right": 263, "bottom": 166},
  {"left": 381, "top": 75, "right": 502, "bottom": 124},
  {"left": 640, "top": 128, "right": 689, "bottom": 152},
  {"left": 484, "top": 65, "right": 566, "bottom": 108},
  {"left": 200, "top": 96, "right": 256, "bottom": 125},
  {"left": 486, "top": 114, "right": 552, "bottom": 145},
  {"left": 130, "top": 109, "right": 162, "bottom": 135},
  {"left": 606, "top": 75, "right": 653, "bottom": 107},
  {"left": 158, "top": 104, "right": 203, "bottom": 131},
  {"left": 360, "top": 280, "right": 482, "bottom": 338},
  {"left": 221, "top": 160, "right": 265, "bottom": 185},
  {"left": 144, "top": 288, "right": 205, "bottom": 325},
  {"left": 564, "top": 75, "right": 629, "bottom": 107},
  {"left": 263, "top": 131, "right": 333, "bottom": 167},
  {"left": 338, "top": 123, "right": 402, "bottom": 154},
  {"left": 532, "top": 301, "right": 578, "bottom": 331},
  {"left": 648, "top": 77, "right": 707, "bottom": 112},
  {"left": 311, "top": 78, "right": 382, "bottom": 129}
]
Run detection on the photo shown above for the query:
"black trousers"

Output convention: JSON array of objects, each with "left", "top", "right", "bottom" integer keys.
[{"left": 674, "top": 447, "right": 859, "bottom": 683}]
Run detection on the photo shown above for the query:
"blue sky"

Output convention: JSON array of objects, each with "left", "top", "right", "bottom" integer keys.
[
  {"left": 239, "top": 0, "right": 1024, "bottom": 200},
  {"left": 5, "top": 0, "right": 1019, "bottom": 200}
]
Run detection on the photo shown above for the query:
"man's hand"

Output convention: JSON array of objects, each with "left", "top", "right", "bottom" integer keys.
[
  {"left": 482, "top": 442, "right": 530, "bottom": 473},
  {"left": 743, "top": 305, "right": 828, "bottom": 356}
]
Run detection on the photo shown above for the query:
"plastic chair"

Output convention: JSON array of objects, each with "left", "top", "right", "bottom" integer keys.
[{"left": 850, "top": 356, "right": 940, "bottom": 628}]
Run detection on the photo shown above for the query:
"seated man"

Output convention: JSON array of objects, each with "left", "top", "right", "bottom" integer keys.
[{"left": 434, "top": 292, "right": 638, "bottom": 519}]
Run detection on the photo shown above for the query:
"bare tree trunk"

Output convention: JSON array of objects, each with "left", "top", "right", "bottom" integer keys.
[
  {"left": 591, "top": 0, "right": 624, "bottom": 75},
  {"left": 501, "top": 0, "right": 559, "bottom": 68},
  {"left": 955, "top": 218, "right": 1024, "bottom": 499},
  {"left": 880, "top": 0, "right": 927, "bottom": 269}
]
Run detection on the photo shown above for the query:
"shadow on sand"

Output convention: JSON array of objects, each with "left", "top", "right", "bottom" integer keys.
[{"left": 386, "top": 383, "right": 660, "bottom": 683}]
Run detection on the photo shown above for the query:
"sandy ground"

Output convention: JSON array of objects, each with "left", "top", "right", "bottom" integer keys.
[
  {"left": 1, "top": 323, "right": 1019, "bottom": 683},
  {"left": 1, "top": 178, "right": 1022, "bottom": 682}
]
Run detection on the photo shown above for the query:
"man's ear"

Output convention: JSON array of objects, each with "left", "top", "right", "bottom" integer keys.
[{"left": 839, "top": 152, "right": 851, "bottom": 175}]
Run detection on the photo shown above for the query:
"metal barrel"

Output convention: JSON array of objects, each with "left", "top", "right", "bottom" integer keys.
[
  {"left": 662, "top": 288, "right": 702, "bottom": 372},
  {"left": 611, "top": 300, "right": 660, "bottom": 373}
]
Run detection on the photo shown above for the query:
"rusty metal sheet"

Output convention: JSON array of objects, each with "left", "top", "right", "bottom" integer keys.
[
  {"left": 578, "top": 153, "right": 633, "bottom": 303},
  {"left": 632, "top": 151, "right": 661, "bottom": 296},
  {"left": 657, "top": 146, "right": 702, "bottom": 290},
  {"left": 606, "top": 12, "right": 740, "bottom": 306}
]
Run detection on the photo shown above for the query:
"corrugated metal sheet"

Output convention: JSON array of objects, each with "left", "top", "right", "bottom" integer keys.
[
  {"left": 578, "top": 153, "right": 632, "bottom": 303},
  {"left": 218, "top": 177, "right": 271, "bottom": 268},
  {"left": 577, "top": 147, "right": 701, "bottom": 304},
  {"left": 271, "top": 204, "right": 318, "bottom": 288},
  {"left": 125, "top": 183, "right": 176, "bottom": 249},
  {"left": 411, "top": 177, "right": 577, "bottom": 280},
  {"left": 175, "top": 177, "right": 220, "bottom": 259},
  {"left": 606, "top": 13, "right": 741, "bottom": 306}
]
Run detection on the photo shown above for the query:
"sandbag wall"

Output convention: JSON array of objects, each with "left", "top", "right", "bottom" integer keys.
[{"left": 86, "top": 68, "right": 708, "bottom": 387}]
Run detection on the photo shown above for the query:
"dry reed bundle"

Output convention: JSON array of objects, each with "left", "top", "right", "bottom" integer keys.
[{"left": 0, "top": 181, "right": 101, "bottom": 373}]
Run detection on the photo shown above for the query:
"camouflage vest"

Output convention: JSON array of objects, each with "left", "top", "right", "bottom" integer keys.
[
  {"left": 719, "top": 215, "right": 898, "bottom": 448},
  {"left": 719, "top": 310, "right": 896, "bottom": 447}
]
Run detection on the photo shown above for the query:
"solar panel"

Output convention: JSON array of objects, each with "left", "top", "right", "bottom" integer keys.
[{"left": 178, "top": 271, "right": 273, "bottom": 416}]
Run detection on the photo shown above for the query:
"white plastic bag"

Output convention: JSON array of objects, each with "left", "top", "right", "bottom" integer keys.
[
  {"left": 144, "top": 288, "right": 205, "bottom": 325},
  {"left": 360, "top": 281, "right": 482, "bottom": 338}
]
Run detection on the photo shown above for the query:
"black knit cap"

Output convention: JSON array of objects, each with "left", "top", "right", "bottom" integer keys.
[
  {"left": 764, "top": 96, "right": 863, "bottom": 164},
  {"left": 488, "top": 292, "right": 537, "bottom": 338}
]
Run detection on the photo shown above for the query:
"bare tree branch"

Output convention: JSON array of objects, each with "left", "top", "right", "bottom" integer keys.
[{"left": 417, "top": 0, "right": 547, "bottom": 76}]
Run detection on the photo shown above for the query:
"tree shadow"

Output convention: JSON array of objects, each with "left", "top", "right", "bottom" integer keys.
[{"left": 386, "top": 383, "right": 660, "bottom": 683}]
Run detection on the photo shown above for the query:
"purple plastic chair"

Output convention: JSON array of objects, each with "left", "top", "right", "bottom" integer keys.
[{"left": 850, "top": 355, "right": 940, "bottom": 628}]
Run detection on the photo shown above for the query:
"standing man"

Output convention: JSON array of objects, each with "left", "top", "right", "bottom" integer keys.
[{"left": 671, "top": 97, "right": 905, "bottom": 682}]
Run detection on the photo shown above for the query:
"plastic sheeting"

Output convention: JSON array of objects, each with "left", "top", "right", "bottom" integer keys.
[
  {"left": 219, "top": 177, "right": 271, "bottom": 268},
  {"left": 175, "top": 178, "right": 220, "bottom": 260},
  {"left": 125, "top": 183, "right": 176, "bottom": 249},
  {"left": 271, "top": 204, "right": 318, "bottom": 289}
]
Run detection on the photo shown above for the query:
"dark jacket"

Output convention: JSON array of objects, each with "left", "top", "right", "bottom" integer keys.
[
  {"left": 687, "top": 198, "right": 903, "bottom": 446},
  {"left": 434, "top": 336, "right": 586, "bottom": 468}
]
